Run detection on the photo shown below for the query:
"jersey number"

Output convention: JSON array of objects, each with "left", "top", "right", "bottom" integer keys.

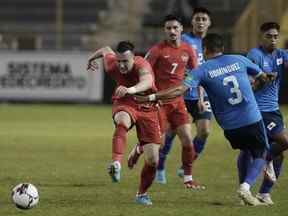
[
  {"left": 223, "top": 75, "right": 243, "bottom": 105},
  {"left": 170, "top": 63, "right": 178, "bottom": 74}
]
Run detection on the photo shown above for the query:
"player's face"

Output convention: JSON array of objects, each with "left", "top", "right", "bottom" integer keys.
[
  {"left": 164, "top": 20, "right": 183, "bottom": 42},
  {"left": 262, "top": 28, "right": 279, "bottom": 52},
  {"left": 191, "top": 13, "right": 211, "bottom": 35},
  {"left": 116, "top": 50, "right": 134, "bottom": 74}
]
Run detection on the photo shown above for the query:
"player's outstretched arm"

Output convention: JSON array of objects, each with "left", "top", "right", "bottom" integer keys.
[
  {"left": 135, "top": 84, "right": 188, "bottom": 102},
  {"left": 252, "top": 72, "right": 277, "bottom": 91},
  {"left": 127, "top": 68, "right": 153, "bottom": 94},
  {"left": 114, "top": 69, "right": 153, "bottom": 98},
  {"left": 87, "top": 46, "right": 115, "bottom": 71}
]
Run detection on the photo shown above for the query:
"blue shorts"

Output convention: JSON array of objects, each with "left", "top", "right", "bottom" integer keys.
[
  {"left": 261, "top": 110, "right": 285, "bottom": 138},
  {"left": 184, "top": 97, "right": 212, "bottom": 122},
  {"left": 224, "top": 120, "right": 269, "bottom": 158}
]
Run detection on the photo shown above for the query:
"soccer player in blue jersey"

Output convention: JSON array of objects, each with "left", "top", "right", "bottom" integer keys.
[
  {"left": 136, "top": 33, "right": 274, "bottom": 206},
  {"left": 155, "top": 7, "right": 213, "bottom": 184},
  {"left": 246, "top": 22, "right": 288, "bottom": 205}
]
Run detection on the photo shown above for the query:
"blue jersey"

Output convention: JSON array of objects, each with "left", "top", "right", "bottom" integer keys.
[
  {"left": 247, "top": 47, "right": 288, "bottom": 112},
  {"left": 182, "top": 33, "right": 206, "bottom": 100},
  {"left": 183, "top": 54, "right": 263, "bottom": 130}
]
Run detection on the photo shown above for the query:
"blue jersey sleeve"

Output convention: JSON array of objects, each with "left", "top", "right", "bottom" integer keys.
[
  {"left": 183, "top": 68, "right": 202, "bottom": 88},
  {"left": 238, "top": 55, "right": 262, "bottom": 76}
]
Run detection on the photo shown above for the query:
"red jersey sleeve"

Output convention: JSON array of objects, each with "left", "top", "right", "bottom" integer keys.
[
  {"left": 186, "top": 46, "right": 198, "bottom": 69},
  {"left": 103, "top": 53, "right": 117, "bottom": 74}
]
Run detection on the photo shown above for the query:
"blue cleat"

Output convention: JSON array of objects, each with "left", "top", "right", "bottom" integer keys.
[
  {"left": 176, "top": 167, "right": 184, "bottom": 178},
  {"left": 135, "top": 193, "right": 152, "bottom": 205},
  {"left": 108, "top": 161, "right": 121, "bottom": 183},
  {"left": 155, "top": 169, "right": 167, "bottom": 184}
]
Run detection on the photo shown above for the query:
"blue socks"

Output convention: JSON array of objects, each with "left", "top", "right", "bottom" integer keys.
[
  {"left": 157, "top": 133, "right": 176, "bottom": 170},
  {"left": 259, "top": 154, "right": 284, "bottom": 193},
  {"left": 244, "top": 158, "right": 266, "bottom": 186},
  {"left": 193, "top": 136, "right": 207, "bottom": 154},
  {"left": 237, "top": 151, "right": 252, "bottom": 183}
]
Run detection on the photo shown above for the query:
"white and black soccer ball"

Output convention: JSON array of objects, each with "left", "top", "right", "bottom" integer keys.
[{"left": 11, "top": 183, "right": 39, "bottom": 210}]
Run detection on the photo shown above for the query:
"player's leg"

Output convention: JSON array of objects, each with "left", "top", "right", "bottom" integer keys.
[
  {"left": 237, "top": 150, "right": 252, "bottom": 184},
  {"left": 135, "top": 108, "right": 161, "bottom": 205},
  {"left": 224, "top": 121, "right": 268, "bottom": 206},
  {"left": 109, "top": 110, "right": 133, "bottom": 182},
  {"left": 155, "top": 129, "right": 175, "bottom": 184},
  {"left": 194, "top": 119, "right": 211, "bottom": 156},
  {"left": 176, "top": 99, "right": 212, "bottom": 178},
  {"left": 239, "top": 122, "right": 268, "bottom": 206},
  {"left": 175, "top": 124, "right": 205, "bottom": 189},
  {"left": 193, "top": 98, "right": 212, "bottom": 156},
  {"left": 257, "top": 153, "right": 284, "bottom": 205},
  {"left": 257, "top": 111, "right": 288, "bottom": 204},
  {"left": 258, "top": 129, "right": 288, "bottom": 204},
  {"left": 136, "top": 143, "right": 160, "bottom": 205}
]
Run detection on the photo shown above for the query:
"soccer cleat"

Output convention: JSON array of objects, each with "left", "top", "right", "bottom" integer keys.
[
  {"left": 184, "top": 180, "right": 206, "bottom": 190},
  {"left": 176, "top": 167, "right": 184, "bottom": 178},
  {"left": 263, "top": 161, "right": 277, "bottom": 182},
  {"left": 256, "top": 193, "right": 274, "bottom": 205},
  {"left": 135, "top": 193, "right": 152, "bottom": 205},
  {"left": 127, "top": 143, "right": 143, "bottom": 169},
  {"left": 237, "top": 188, "right": 267, "bottom": 206},
  {"left": 155, "top": 169, "right": 167, "bottom": 184},
  {"left": 108, "top": 161, "right": 121, "bottom": 183}
]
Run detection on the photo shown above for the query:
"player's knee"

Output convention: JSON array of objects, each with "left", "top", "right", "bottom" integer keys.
[
  {"left": 197, "top": 128, "right": 210, "bottom": 140},
  {"left": 146, "top": 157, "right": 158, "bottom": 167}
]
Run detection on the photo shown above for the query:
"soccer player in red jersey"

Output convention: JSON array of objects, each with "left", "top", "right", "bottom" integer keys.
[
  {"left": 128, "top": 15, "right": 205, "bottom": 189},
  {"left": 87, "top": 41, "right": 161, "bottom": 205}
]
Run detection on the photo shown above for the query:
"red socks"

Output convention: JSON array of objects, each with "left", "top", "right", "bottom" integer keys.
[
  {"left": 112, "top": 124, "right": 128, "bottom": 162},
  {"left": 138, "top": 163, "right": 157, "bottom": 194},
  {"left": 182, "top": 144, "right": 196, "bottom": 175}
]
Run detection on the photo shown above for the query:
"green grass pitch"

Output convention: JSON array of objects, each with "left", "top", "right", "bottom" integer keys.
[{"left": 0, "top": 104, "right": 287, "bottom": 216}]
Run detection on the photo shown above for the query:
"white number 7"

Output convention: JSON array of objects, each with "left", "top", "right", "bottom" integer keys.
[{"left": 170, "top": 63, "right": 178, "bottom": 74}]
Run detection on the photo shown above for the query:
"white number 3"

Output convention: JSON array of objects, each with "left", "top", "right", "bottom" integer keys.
[{"left": 223, "top": 75, "right": 243, "bottom": 105}]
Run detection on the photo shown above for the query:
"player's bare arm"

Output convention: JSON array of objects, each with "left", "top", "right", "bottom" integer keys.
[
  {"left": 135, "top": 84, "right": 188, "bottom": 102},
  {"left": 87, "top": 46, "right": 115, "bottom": 70},
  {"left": 115, "top": 68, "right": 153, "bottom": 98},
  {"left": 252, "top": 72, "right": 277, "bottom": 91},
  {"left": 130, "top": 68, "right": 153, "bottom": 94}
]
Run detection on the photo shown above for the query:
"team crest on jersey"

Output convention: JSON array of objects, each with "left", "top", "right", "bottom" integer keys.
[
  {"left": 181, "top": 53, "right": 189, "bottom": 63},
  {"left": 276, "top": 58, "right": 283, "bottom": 65},
  {"left": 263, "top": 61, "right": 269, "bottom": 67}
]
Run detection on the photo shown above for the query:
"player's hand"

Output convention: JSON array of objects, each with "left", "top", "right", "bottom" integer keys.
[
  {"left": 115, "top": 86, "right": 129, "bottom": 98},
  {"left": 87, "top": 59, "right": 100, "bottom": 72},
  {"left": 265, "top": 72, "right": 277, "bottom": 81},
  {"left": 134, "top": 95, "right": 149, "bottom": 102}
]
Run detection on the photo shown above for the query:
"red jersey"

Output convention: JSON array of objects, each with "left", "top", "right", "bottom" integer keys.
[
  {"left": 145, "top": 41, "right": 198, "bottom": 91},
  {"left": 103, "top": 53, "right": 157, "bottom": 101}
]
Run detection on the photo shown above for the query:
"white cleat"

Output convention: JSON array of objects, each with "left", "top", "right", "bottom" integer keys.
[
  {"left": 263, "top": 161, "right": 277, "bottom": 182},
  {"left": 237, "top": 188, "right": 267, "bottom": 206},
  {"left": 256, "top": 193, "right": 274, "bottom": 205}
]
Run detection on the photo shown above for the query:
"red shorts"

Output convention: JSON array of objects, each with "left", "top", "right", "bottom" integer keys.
[
  {"left": 112, "top": 99, "right": 161, "bottom": 145},
  {"left": 159, "top": 97, "right": 189, "bottom": 132}
]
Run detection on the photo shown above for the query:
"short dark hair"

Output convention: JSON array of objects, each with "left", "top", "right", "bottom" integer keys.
[
  {"left": 163, "top": 14, "right": 183, "bottom": 24},
  {"left": 192, "top": 7, "right": 211, "bottom": 18},
  {"left": 116, "top": 41, "right": 135, "bottom": 53},
  {"left": 260, "top": 22, "right": 280, "bottom": 32},
  {"left": 203, "top": 33, "right": 224, "bottom": 53}
]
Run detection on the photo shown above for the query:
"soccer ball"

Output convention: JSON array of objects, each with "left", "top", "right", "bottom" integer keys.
[{"left": 11, "top": 183, "right": 39, "bottom": 209}]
